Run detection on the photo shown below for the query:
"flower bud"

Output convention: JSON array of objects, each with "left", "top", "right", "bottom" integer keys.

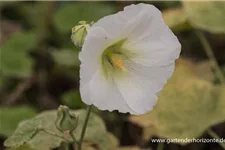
[
  {"left": 71, "top": 21, "right": 90, "bottom": 47},
  {"left": 55, "top": 105, "right": 78, "bottom": 132}
]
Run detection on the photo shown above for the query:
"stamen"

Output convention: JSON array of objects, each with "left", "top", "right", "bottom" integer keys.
[{"left": 111, "top": 55, "right": 125, "bottom": 69}]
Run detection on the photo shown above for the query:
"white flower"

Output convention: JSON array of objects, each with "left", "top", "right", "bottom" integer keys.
[{"left": 79, "top": 3, "right": 181, "bottom": 115}]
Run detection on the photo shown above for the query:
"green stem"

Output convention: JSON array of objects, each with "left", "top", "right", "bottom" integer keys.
[
  {"left": 77, "top": 105, "right": 93, "bottom": 150},
  {"left": 195, "top": 30, "right": 225, "bottom": 84},
  {"left": 207, "top": 129, "right": 225, "bottom": 149},
  {"left": 157, "top": 142, "right": 164, "bottom": 150}
]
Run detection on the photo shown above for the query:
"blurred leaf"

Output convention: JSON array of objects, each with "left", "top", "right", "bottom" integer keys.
[
  {"left": 169, "top": 58, "right": 196, "bottom": 83},
  {"left": 0, "top": 31, "right": 37, "bottom": 77},
  {"left": 5, "top": 109, "right": 117, "bottom": 150},
  {"left": 195, "top": 61, "right": 214, "bottom": 82},
  {"left": 162, "top": 8, "right": 191, "bottom": 31},
  {"left": 82, "top": 134, "right": 118, "bottom": 150},
  {"left": 129, "top": 59, "right": 225, "bottom": 145},
  {"left": 61, "top": 90, "right": 85, "bottom": 109},
  {"left": 6, "top": 144, "right": 35, "bottom": 150},
  {"left": 4, "top": 119, "right": 40, "bottom": 148},
  {"left": 0, "top": 0, "right": 18, "bottom": 8},
  {"left": 52, "top": 49, "right": 80, "bottom": 66},
  {"left": 82, "top": 143, "right": 98, "bottom": 150},
  {"left": 53, "top": 2, "right": 116, "bottom": 33},
  {"left": 0, "top": 106, "right": 37, "bottom": 137},
  {"left": 183, "top": 1, "right": 225, "bottom": 33}
]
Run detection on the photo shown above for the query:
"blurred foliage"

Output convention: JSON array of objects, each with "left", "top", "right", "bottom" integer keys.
[
  {"left": 0, "top": 1, "right": 225, "bottom": 150},
  {"left": 183, "top": 1, "right": 225, "bottom": 34},
  {"left": 129, "top": 58, "right": 225, "bottom": 144},
  {"left": 53, "top": 2, "right": 116, "bottom": 33},
  {"left": 52, "top": 49, "right": 80, "bottom": 67},
  {"left": 162, "top": 8, "right": 190, "bottom": 32},
  {"left": 0, "top": 106, "right": 36, "bottom": 137},
  {"left": 6, "top": 144, "right": 33, "bottom": 150},
  {"left": 0, "top": 2, "right": 13, "bottom": 9},
  {"left": 0, "top": 31, "right": 37, "bottom": 77},
  {"left": 61, "top": 90, "right": 85, "bottom": 109}
]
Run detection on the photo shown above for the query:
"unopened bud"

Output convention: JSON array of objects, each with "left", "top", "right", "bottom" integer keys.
[
  {"left": 71, "top": 21, "right": 90, "bottom": 47},
  {"left": 55, "top": 105, "right": 78, "bottom": 132}
]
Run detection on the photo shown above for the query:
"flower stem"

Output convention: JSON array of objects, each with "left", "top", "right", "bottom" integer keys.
[
  {"left": 77, "top": 105, "right": 93, "bottom": 150},
  {"left": 207, "top": 129, "right": 225, "bottom": 149},
  {"left": 195, "top": 30, "right": 225, "bottom": 84}
]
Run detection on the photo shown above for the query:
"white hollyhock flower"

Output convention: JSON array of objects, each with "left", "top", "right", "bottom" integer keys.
[{"left": 79, "top": 3, "right": 181, "bottom": 115}]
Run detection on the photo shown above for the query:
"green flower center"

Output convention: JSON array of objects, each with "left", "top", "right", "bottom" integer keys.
[{"left": 101, "top": 38, "right": 135, "bottom": 79}]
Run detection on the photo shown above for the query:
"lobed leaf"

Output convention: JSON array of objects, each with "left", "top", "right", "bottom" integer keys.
[
  {"left": 4, "top": 119, "right": 40, "bottom": 148},
  {"left": 5, "top": 109, "right": 118, "bottom": 150}
]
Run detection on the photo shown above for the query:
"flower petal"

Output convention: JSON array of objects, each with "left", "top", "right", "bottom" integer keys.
[
  {"left": 80, "top": 69, "right": 136, "bottom": 114},
  {"left": 125, "top": 37, "right": 181, "bottom": 67},
  {"left": 114, "top": 71, "right": 158, "bottom": 115},
  {"left": 79, "top": 27, "right": 112, "bottom": 85}
]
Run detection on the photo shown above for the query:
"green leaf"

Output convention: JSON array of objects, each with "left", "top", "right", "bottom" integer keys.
[
  {"left": 5, "top": 109, "right": 118, "bottom": 150},
  {"left": 0, "top": 31, "right": 37, "bottom": 77},
  {"left": 27, "top": 111, "right": 63, "bottom": 150},
  {"left": 52, "top": 49, "right": 80, "bottom": 67},
  {"left": 183, "top": 1, "right": 225, "bottom": 33},
  {"left": 0, "top": 106, "right": 37, "bottom": 137},
  {"left": 129, "top": 59, "right": 225, "bottom": 145},
  {"left": 195, "top": 61, "right": 214, "bottom": 82},
  {"left": 61, "top": 90, "right": 85, "bottom": 109},
  {"left": 53, "top": 2, "right": 116, "bottom": 33},
  {"left": 162, "top": 8, "right": 191, "bottom": 31},
  {"left": 4, "top": 119, "right": 40, "bottom": 148}
]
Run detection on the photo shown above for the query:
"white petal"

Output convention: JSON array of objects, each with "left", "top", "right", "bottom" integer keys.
[
  {"left": 80, "top": 69, "right": 136, "bottom": 114},
  {"left": 112, "top": 60, "right": 174, "bottom": 115},
  {"left": 92, "top": 13, "right": 128, "bottom": 40},
  {"left": 125, "top": 61, "right": 175, "bottom": 93},
  {"left": 125, "top": 36, "right": 181, "bottom": 67},
  {"left": 91, "top": 3, "right": 160, "bottom": 41},
  {"left": 79, "top": 27, "right": 111, "bottom": 85},
  {"left": 114, "top": 71, "right": 158, "bottom": 115},
  {"left": 119, "top": 4, "right": 165, "bottom": 42}
]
